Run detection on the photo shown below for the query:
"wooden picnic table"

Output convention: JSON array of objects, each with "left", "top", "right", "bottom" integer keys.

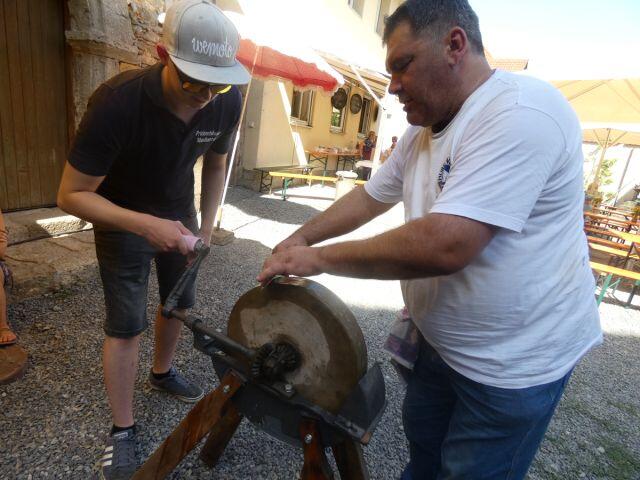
[
  {"left": 591, "top": 208, "right": 634, "bottom": 220},
  {"left": 306, "top": 149, "right": 361, "bottom": 178},
  {"left": 607, "top": 229, "right": 640, "bottom": 245},
  {"left": 268, "top": 170, "right": 366, "bottom": 200},
  {"left": 585, "top": 225, "right": 614, "bottom": 238},
  {"left": 589, "top": 242, "right": 640, "bottom": 261},
  {"left": 585, "top": 212, "right": 640, "bottom": 232},
  {"left": 585, "top": 208, "right": 633, "bottom": 221},
  {"left": 587, "top": 235, "right": 628, "bottom": 250},
  {"left": 590, "top": 261, "right": 640, "bottom": 307},
  {"left": 602, "top": 205, "right": 634, "bottom": 213},
  {"left": 254, "top": 165, "right": 314, "bottom": 192},
  {"left": 606, "top": 229, "right": 640, "bottom": 267}
]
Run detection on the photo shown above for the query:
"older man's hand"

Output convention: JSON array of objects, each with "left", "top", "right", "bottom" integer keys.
[
  {"left": 272, "top": 233, "right": 308, "bottom": 254},
  {"left": 257, "top": 246, "right": 324, "bottom": 286}
]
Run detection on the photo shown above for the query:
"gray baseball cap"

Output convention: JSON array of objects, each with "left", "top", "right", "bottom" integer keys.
[{"left": 163, "top": 0, "right": 250, "bottom": 85}]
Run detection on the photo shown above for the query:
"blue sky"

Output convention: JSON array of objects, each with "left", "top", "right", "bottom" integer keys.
[{"left": 469, "top": 0, "right": 640, "bottom": 78}]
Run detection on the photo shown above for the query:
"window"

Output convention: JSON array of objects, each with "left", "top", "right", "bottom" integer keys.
[
  {"left": 330, "top": 86, "right": 350, "bottom": 133},
  {"left": 376, "top": 0, "right": 391, "bottom": 36},
  {"left": 348, "top": 0, "right": 364, "bottom": 16},
  {"left": 358, "top": 97, "right": 373, "bottom": 136},
  {"left": 290, "top": 89, "right": 314, "bottom": 126}
]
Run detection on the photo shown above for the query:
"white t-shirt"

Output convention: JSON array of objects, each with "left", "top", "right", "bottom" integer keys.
[{"left": 366, "top": 70, "right": 602, "bottom": 389}]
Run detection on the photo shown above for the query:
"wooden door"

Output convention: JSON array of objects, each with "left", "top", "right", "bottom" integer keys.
[{"left": 0, "top": 0, "right": 67, "bottom": 211}]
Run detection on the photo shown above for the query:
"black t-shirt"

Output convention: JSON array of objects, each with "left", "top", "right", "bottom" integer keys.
[{"left": 69, "top": 63, "right": 242, "bottom": 219}]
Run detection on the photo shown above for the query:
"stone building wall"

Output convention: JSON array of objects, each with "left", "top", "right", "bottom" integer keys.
[
  {"left": 128, "top": 0, "right": 166, "bottom": 67},
  {"left": 66, "top": 0, "right": 168, "bottom": 129}
]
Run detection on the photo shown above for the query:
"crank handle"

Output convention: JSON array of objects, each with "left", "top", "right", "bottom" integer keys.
[
  {"left": 163, "top": 235, "right": 210, "bottom": 317},
  {"left": 182, "top": 234, "right": 207, "bottom": 255}
]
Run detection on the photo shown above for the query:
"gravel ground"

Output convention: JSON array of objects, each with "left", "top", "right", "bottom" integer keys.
[{"left": 1, "top": 184, "right": 639, "bottom": 480}]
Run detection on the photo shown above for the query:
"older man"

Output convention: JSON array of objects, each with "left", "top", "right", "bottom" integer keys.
[
  {"left": 258, "top": 0, "right": 601, "bottom": 478},
  {"left": 57, "top": 1, "right": 249, "bottom": 478}
]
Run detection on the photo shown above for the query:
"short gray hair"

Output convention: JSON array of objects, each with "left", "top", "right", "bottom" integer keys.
[{"left": 383, "top": 0, "right": 485, "bottom": 55}]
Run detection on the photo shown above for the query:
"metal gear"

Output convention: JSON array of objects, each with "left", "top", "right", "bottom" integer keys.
[{"left": 250, "top": 342, "right": 300, "bottom": 380}]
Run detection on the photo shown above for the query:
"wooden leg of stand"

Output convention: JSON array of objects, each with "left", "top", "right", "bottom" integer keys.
[
  {"left": 132, "top": 372, "right": 243, "bottom": 480},
  {"left": 332, "top": 439, "right": 370, "bottom": 480},
  {"left": 299, "top": 418, "right": 334, "bottom": 480},
  {"left": 199, "top": 401, "right": 243, "bottom": 467}
]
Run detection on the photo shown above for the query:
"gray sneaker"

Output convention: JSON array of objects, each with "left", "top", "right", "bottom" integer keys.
[
  {"left": 99, "top": 428, "right": 137, "bottom": 480},
  {"left": 147, "top": 367, "right": 204, "bottom": 403}
]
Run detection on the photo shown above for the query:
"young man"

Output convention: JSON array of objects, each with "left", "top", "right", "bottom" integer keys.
[
  {"left": 257, "top": 1, "right": 601, "bottom": 478},
  {"left": 57, "top": 1, "right": 249, "bottom": 478}
]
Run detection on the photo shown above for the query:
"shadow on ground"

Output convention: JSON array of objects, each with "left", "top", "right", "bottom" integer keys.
[{"left": 226, "top": 188, "right": 325, "bottom": 227}]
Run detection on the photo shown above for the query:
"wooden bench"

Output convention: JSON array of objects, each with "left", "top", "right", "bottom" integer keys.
[
  {"left": 254, "top": 166, "right": 314, "bottom": 193},
  {"left": 590, "top": 261, "right": 640, "bottom": 306},
  {"left": 268, "top": 171, "right": 366, "bottom": 200},
  {"left": 586, "top": 236, "right": 626, "bottom": 249},
  {"left": 584, "top": 226, "right": 618, "bottom": 238},
  {"left": 588, "top": 242, "right": 639, "bottom": 260}
]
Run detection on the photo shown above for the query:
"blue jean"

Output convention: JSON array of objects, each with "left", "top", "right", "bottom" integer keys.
[
  {"left": 401, "top": 339, "right": 572, "bottom": 480},
  {"left": 94, "top": 215, "right": 199, "bottom": 338}
]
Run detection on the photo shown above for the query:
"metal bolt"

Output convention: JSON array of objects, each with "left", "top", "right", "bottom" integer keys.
[
  {"left": 222, "top": 385, "right": 230, "bottom": 394},
  {"left": 284, "top": 384, "right": 293, "bottom": 394},
  {"left": 304, "top": 434, "right": 313, "bottom": 444}
]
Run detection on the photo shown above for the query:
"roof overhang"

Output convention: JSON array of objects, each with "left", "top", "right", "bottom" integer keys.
[{"left": 317, "top": 50, "right": 390, "bottom": 101}]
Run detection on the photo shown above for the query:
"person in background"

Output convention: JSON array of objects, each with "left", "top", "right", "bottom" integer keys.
[
  {"left": 380, "top": 135, "right": 399, "bottom": 164},
  {"left": 0, "top": 209, "right": 16, "bottom": 346},
  {"left": 358, "top": 130, "right": 377, "bottom": 179},
  {"left": 56, "top": 1, "right": 249, "bottom": 478},
  {"left": 360, "top": 130, "right": 377, "bottom": 161}
]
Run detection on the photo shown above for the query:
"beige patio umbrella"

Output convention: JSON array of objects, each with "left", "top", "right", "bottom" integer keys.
[
  {"left": 552, "top": 78, "right": 640, "bottom": 124},
  {"left": 551, "top": 78, "right": 640, "bottom": 191}
]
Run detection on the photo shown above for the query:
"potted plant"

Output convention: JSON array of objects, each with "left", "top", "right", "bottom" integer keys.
[{"left": 591, "top": 192, "right": 603, "bottom": 209}]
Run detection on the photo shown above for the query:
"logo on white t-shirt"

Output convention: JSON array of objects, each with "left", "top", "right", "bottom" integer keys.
[{"left": 437, "top": 156, "right": 452, "bottom": 191}]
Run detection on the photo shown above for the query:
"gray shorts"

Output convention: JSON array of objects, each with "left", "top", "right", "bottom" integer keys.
[{"left": 94, "top": 216, "right": 199, "bottom": 338}]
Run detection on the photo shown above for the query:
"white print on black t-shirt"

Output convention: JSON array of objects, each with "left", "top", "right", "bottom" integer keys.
[
  {"left": 192, "top": 37, "right": 233, "bottom": 59},
  {"left": 196, "top": 130, "right": 219, "bottom": 143}
]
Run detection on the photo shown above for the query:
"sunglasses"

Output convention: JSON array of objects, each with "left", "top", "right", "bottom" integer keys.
[{"left": 174, "top": 64, "right": 232, "bottom": 95}]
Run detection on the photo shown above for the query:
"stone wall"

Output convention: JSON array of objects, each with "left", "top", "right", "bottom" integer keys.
[
  {"left": 66, "top": 0, "right": 168, "bottom": 128},
  {"left": 128, "top": 0, "right": 165, "bottom": 67}
]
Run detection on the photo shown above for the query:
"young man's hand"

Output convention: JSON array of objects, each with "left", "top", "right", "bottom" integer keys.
[
  {"left": 257, "top": 246, "right": 324, "bottom": 286},
  {"left": 141, "top": 216, "right": 193, "bottom": 255}
]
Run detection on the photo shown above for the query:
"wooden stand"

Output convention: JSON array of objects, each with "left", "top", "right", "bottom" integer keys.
[{"left": 132, "top": 371, "right": 370, "bottom": 479}]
